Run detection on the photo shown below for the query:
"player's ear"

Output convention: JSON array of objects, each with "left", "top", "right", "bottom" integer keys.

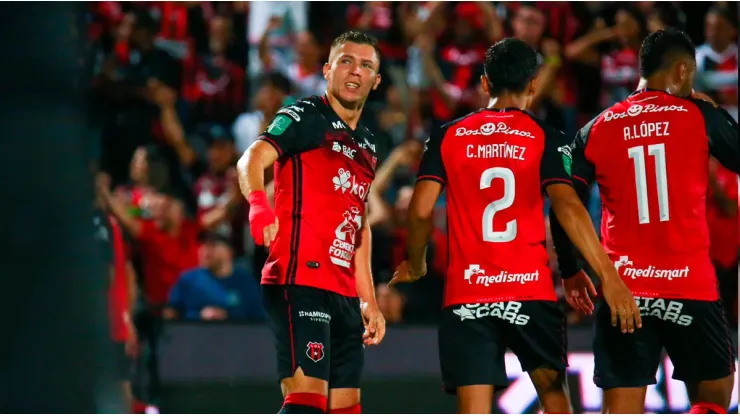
[
  {"left": 528, "top": 77, "right": 537, "bottom": 96},
  {"left": 323, "top": 62, "right": 331, "bottom": 81},
  {"left": 480, "top": 75, "right": 490, "bottom": 95},
  {"left": 372, "top": 73, "right": 381, "bottom": 91}
]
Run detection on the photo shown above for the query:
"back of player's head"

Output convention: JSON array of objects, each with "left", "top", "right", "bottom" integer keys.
[
  {"left": 483, "top": 38, "right": 540, "bottom": 96},
  {"left": 639, "top": 28, "right": 695, "bottom": 78},
  {"left": 330, "top": 31, "right": 382, "bottom": 63}
]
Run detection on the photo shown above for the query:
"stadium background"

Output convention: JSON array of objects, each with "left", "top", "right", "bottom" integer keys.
[{"left": 80, "top": 1, "right": 739, "bottom": 413}]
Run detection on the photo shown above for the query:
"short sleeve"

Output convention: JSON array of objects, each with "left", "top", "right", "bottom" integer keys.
[
  {"left": 540, "top": 127, "right": 574, "bottom": 192},
  {"left": 258, "top": 104, "right": 317, "bottom": 157},
  {"left": 416, "top": 127, "right": 447, "bottom": 185},
  {"left": 694, "top": 99, "right": 739, "bottom": 174}
]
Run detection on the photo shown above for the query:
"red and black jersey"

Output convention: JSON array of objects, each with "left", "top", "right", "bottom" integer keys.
[
  {"left": 561, "top": 89, "right": 739, "bottom": 301},
  {"left": 417, "top": 108, "right": 574, "bottom": 307},
  {"left": 258, "top": 95, "right": 378, "bottom": 298}
]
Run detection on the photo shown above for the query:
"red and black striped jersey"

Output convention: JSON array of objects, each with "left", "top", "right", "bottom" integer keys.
[
  {"left": 257, "top": 95, "right": 377, "bottom": 298},
  {"left": 417, "top": 108, "right": 574, "bottom": 307}
]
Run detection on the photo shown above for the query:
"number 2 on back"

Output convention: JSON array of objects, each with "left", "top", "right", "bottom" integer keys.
[
  {"left": 481, "top": 167, "right": 517, "bottom": 242},
  {"left": 628, "top": 143, "right": 670, "bottom": 224}
]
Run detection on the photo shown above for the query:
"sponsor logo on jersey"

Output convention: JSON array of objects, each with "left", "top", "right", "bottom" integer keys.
[
  {"left": 452, "top": 301, "right": 530, "bottom": 325},
  {"left": 298, "top": 310, "right": 331, "bottom": 324},
  {"left": 614, "top": 256, "right": 690, "bottom": 280},
  {"left": 634, "top": 297, "right": 693, "bottom": 326},
  {"left": 331, "top": 141, "right": 356, "bottom": 160},
  {"left": 464, "top": 265, "right": 539, "bottom": 287},
  {"left": 557, "top": 145, "right": 572, "bottom": 176},
  {"left": 603, "top": 103, "right": 688, "bottom": 122},
  {"left": 358, "top": 138, "right": 376, "bottom": 152},
  {"left": 267, "top": 115, "right": 293, "bottom": 135},
  {"left": 332, "top": 168, "right": 368, "bottom": 199},
  {"left": 329, "top": 207, "right": 362, "bottom": 268},
  {"left": 455, "top": 122, "right": 535, "bottom": 138},
  {"left": 332, "top": 120, "right": 345, "bottom": 130},
  {"left": 306, "top": 342, "right": 325, "bottom": 362},
  {"left": 276, "top": 107, "right": 302, "bottom": 122}
]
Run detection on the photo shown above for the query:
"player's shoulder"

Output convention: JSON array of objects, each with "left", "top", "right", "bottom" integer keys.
[
  {"left": 274, "top": 96, "right": 324, "bottom": 124},
  {"left": 434, "top": 109, "right": 489, "bottom": 138},
  {"left": 519, "top": 110, "right": 566, "bottom": 138}
]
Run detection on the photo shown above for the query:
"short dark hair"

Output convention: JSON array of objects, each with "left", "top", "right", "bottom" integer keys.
[
  {"left": 330, "top": 31, "right": 382, "bottom": 62},
  {"left": 483, "top": 38, "right": 540, "bottom": 95},
  {"left": 639, "top": 29, "right": 695, "bottom": 78}
]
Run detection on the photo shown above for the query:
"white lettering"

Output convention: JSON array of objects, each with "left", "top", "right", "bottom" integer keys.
[
  {"left": 604, "top": 104, "right": 687, "bottom": 122},
  {"left": 456, "top": 122, "right": 535, "bottom": 138},
  {"left": 466, "top": 144, "right": 527, "bottom": 160},
  {"left": 624, "top": 122, "right": 671, "bottom": 141}
]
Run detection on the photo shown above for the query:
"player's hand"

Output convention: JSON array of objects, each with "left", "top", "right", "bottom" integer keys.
[
  {"left": 691, "top": 90, "right": 719, "bottom": 108},
  {"left": 361, "top": 301, "right": 386, "bottom": 346},
  {"left": 562, "top": 270, "right": 597, "bottom": 315},
  {"left": 601, "top": 277, "right": 642, "bottom": 333},
  {"left": 388, "top": 260, "right": 426, "bottom": 287},
  {"left": 248, "top": 190, "right": 278, "bottom": 247}
]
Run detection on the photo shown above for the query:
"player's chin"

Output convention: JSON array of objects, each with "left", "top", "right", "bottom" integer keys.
[{"left": 339, "top": 86, "right": 369, "bottom": 103}]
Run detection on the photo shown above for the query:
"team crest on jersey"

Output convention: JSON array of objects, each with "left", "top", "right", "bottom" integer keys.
[{"left": 306, "top": 342, "right": 325, "bottom": 362}]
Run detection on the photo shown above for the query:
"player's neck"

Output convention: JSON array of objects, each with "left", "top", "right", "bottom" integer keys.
[
  {"left": 487, "top": 95, "right": 528, "bottom": 111},
  {"left": 326, "top": 92, "right": 363, "bottom": 130},
  {"left": 638, "top": 77, "right": 679, "bottom": 96}
]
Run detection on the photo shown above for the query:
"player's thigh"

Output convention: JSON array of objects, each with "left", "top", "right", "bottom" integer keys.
[
  {"left": 438, "top": 304, "right": 507, "bottom": 394},
  {"left": 328, "top": 293, "right": 364, "bottom": 391},
  {"left": 593, "top": 297, "right": 662, "bottom": 390},
  {"left": 661, "top": 299, "right": 736, "bottom": 386},
  {"left": 262, "top": 285, "right": 331, "bottom": 391}
]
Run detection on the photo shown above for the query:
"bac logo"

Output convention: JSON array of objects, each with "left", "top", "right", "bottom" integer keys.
[{"left": 306, "top": 342, "right": 325, "bottom": 362}]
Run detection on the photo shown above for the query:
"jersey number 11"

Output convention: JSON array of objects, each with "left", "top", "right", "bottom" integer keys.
[{"left": 628, "top": 143, "right": 670, "bottom": 224}]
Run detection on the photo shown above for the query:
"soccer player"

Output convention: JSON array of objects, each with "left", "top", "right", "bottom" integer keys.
[
  {"left": 236, "top": 31, "right": 386, "bottom": 414},
  {"left": 552, "top": 29, "right": 738, "bottom": 414},
  {"left": 390, "top": 38, "right": 640, "bottom": 414}
]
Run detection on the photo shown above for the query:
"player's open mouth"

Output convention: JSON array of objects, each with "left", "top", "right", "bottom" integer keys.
[{"left": 345, "top": 82, "right": 360, "bottom": 90}]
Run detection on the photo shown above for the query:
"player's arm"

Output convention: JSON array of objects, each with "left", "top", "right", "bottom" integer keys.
[
  {"left": 694, "top": 98, "right": 740, "bottom": 174},
  {"left": 542, "top": 127, "right": 641, "bottom": 332},
  {"left": 355, "top": 208, "right": 386, "bottom": 345},
  {"left": 237, "top": 107, "right": 312, "bottom": 246},
  {"left": 390, "top": 128, "right": 446, "bottom": 285}
]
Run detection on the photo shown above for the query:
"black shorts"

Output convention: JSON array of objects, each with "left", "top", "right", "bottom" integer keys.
[
  {"left": 593, "top": 296, "right": 737, "bottom": 389},
  {"left": 263, "top": 284, "right": 364, "bottom": 388},
  {"left": 438, "top": 300, "right": 567, "bottom": 393},
  {"left": 113, "top": 342, "right": 131, "bottom": 381}
]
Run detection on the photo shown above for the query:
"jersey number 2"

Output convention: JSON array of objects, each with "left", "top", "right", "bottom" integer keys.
[
  {"left": 628, "top": 144, "right": 669, "bottom": 224},
  {"left": 481, "top": 167, "right": 516, "bottom": 242}
]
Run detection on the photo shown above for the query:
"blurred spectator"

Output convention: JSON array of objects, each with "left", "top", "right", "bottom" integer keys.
[
  {"left": 696, "top": 5, "right": 738, "bottom": 120},
  {"left": 184, "top": 15, "right": 246, "bottom": 127},
  {"left": 247, "top": 2, "right": 309, "bottom": 78},
  {"left": 259, "top": 17, "right": 325, "bottom": 98},
  {"left": 97, "top": 9, "right": 182, "bottom": 187},
  {"left": 647, "top": 3, "right": 686, "bottom": 32},
  {"left": 166, "top": 232, "right": 264, "bottom": 321},
  {"left": 566, "top": 5, "right": 648, "bottom": 107},
  {"left": 233, "top": 72, "right": 293, "bottom": 154}
]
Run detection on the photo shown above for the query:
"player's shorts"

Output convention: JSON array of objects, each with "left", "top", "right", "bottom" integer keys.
[
  {"left": 262, "top": 284, "right": 364, "bottom": 388},
  {"left": 113, "top": 342, "right": 131, "bottom": 381},
  {"left": 593, "top": 296, "right": 737, "bottom": 389},
  {"left": 438, "top": 300, "right": 567, "bottom": 393}
]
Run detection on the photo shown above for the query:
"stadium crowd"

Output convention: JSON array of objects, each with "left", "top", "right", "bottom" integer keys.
[{"left": 86, "top": 0, "right": 738, "bottom": 408}]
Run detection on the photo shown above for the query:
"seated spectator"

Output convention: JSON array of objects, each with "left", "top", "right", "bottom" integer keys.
[{"left": 165, "top": 231, "right": 265, "bottom": 321}]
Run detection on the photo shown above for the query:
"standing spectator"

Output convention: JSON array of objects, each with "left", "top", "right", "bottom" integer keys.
[
  {"left": 696, "top": 6, "right": 738, "bottom": 120},
  {"left": 259, "top": 17, "right": 326, "bottom": 98},
  {"left": 165, "top": 232, "right": 265, "bottom": 321},
  {"left": 233, "top": 72, "right": 293, "bottom": 154},
  {"left": 566, "top": 5, "right": 648, "bottom": 107},
  {"left": 113, "top": 146, "right": 156, "bottom": 219},
  {"left": 183, "top": 15, "right": 246, "bottom": 127},
  {"left": 97, "top": 9, "right": 182, "bottom": 188}
]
